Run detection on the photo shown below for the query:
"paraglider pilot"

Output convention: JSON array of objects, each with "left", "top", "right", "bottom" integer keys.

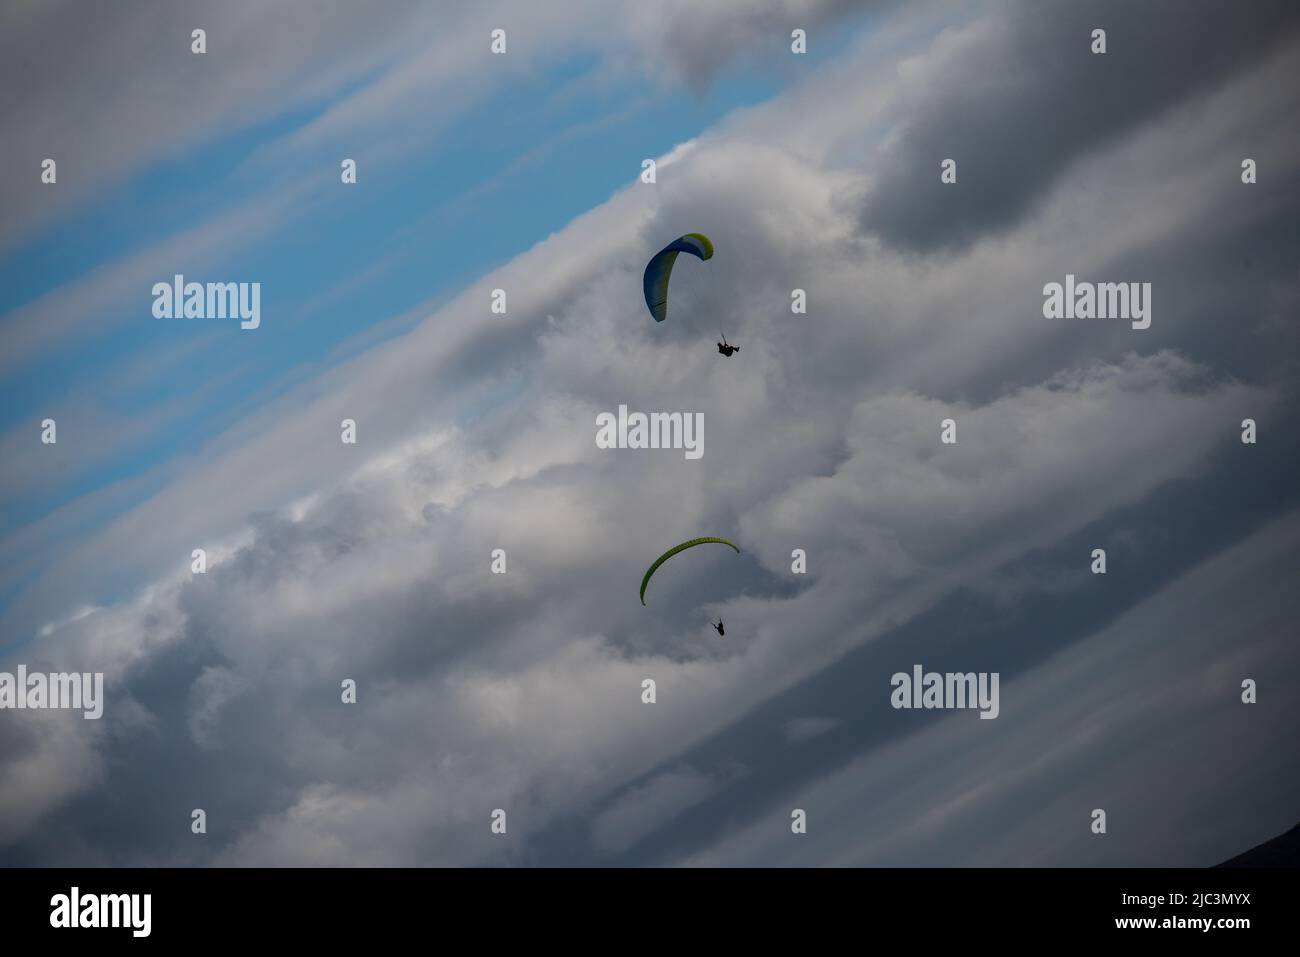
[{"left": 711, "top": 619, "right": 726, "bottom": 637}]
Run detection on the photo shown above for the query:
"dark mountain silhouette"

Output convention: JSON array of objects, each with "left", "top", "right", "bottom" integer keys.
[{"left": 1216, "top": 821, "right": 1300, "bottom": 868}]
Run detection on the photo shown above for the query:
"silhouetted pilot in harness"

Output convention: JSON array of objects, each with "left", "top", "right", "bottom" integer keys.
[
  {"left": 716, "top": 333, "right": 739, "bottom": 357},
  {"left": 711, "top": 619, "right": 726, "bottom": 637}
]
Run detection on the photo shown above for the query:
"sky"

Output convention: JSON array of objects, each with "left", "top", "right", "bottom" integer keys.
[{"left": 1, "top": 0, "right": 1298, "bottom": 866}]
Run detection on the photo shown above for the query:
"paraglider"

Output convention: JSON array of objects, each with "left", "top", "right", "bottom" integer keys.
[
  {"left": 716, "top": 333, "right": 738, "bottom": 357},
  {"left": 639, "top": 536, "right": 740, "bottom": 606},
  {"left": 711, "top": 619, "right": 726, "bottom": 637},
  {"left": 642, "top": 233, "right": 713, "bottom": 324}
]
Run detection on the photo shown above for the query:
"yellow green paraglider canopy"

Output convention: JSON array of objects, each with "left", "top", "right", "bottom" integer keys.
[{"left": 639, "top": 536, "right": 739, "bottom": 605}]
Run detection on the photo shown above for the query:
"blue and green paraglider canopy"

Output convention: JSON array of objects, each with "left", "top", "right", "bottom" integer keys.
[{"left": 642, "top": 233, "right": 714, "bottom": 323}]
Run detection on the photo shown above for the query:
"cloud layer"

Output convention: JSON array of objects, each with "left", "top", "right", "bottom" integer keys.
[{"left": 2, "top": 0, "right": 1298, "bottom": 866}]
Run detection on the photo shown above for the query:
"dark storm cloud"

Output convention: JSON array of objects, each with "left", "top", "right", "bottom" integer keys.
[{"left": 856, "top": 0, "right": 1300, "bottom": 252}]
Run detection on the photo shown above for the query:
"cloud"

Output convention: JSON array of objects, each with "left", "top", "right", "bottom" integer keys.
[
  {"left": 855, "top": 0, "right": 1300, "bottom": 252},
  {"left": 2, "top": 1, "right": 1297, "bottom": 866},
  {"left": 0, "top": 178, "right": 313, "bottom": 378},
  {"left": 0, "top": 0, "right": 420, "bottom": 249},
  {"left": 675, "top": 511, "right": 1300, "bottom": 866},
  {"left": 628, "top": 0, "right": 890, "bottom": 93},
  {"left": 0, "top": 706, "right": 104, "bottom": 848},
  {"left": 592, "top": 767, "right": 727, "bottom": 854},
  {"left": 784, "top": 717, "right": 839, "bottom": 742},
  {"left": 0, "top": 0, "right": 876, "bottom": 250}
]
